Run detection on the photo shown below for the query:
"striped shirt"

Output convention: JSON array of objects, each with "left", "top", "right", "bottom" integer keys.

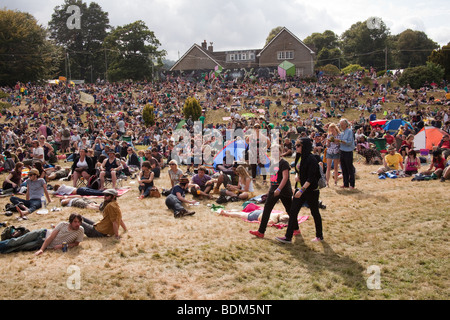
[{"left": 46, "top": 222, "right": 84, "bottom": 249}]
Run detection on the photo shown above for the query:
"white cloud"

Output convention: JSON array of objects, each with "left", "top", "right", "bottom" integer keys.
[{"left": 1, "top": 0, "right": 449, "bottom": 60}]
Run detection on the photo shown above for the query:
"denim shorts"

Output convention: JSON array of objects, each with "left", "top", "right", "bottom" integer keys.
[
  {"left": 327, "top": 152, "right": 340, "bottom": 160},
  {"left": 247, "top": 210, "right": 263, "bottom": 221}
]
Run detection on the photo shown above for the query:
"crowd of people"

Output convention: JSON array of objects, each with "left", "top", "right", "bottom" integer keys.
[{"left": 1, "top": 71, "right": 449, "bottom": 253}]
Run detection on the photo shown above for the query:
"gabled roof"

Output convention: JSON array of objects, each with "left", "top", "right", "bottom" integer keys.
[
  {"left": 257, "top": 27, "right": 315, "bottom": 57},
  {"left": 169, "top": 44, "right": 223, "bottom": 71}
]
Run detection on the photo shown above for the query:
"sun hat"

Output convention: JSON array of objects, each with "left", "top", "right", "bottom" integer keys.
[{"left": 103, "top": 189, "right": 118, "bottom": 196}]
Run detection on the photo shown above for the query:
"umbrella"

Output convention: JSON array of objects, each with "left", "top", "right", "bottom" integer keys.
[{"left": 413, "top": 126, "right": 449, "bottom": 151}]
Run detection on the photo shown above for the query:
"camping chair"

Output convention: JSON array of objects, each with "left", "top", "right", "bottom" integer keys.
[
  {"left": 76, "top": 176, "right": 88, "bottom": 188},
  {"left": 103, "top": 172, "right": 125, "bottom": 189}
]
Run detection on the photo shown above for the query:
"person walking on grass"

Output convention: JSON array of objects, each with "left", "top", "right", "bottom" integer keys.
[
  {"left": 275, "top": 138, "right": 324, "bottom": 244},
  {"left": 249, "top": 144, "right": 296, "bottom": 239}
]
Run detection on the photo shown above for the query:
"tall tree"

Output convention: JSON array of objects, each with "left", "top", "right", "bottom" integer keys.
[
  {"left": 103, "top": 20, "right": 165, "bottom": 82},
  {"left": 341, "top": 19, "right": 391, "bottom": 71},
  {"left": 48, "top": 0, "right": 110, "bottom": 82},
  {"left": 392, "top": 29, "right": 439, "bottom": 68},
  {"left": 428, "top": 43, "right": 450, "bottom": 81},
  {"left": 0, "top": 9, "right": 63, "bottom": 86},
  {"left": 265, "top": 26, "right": 283, "bottom": 45},
  {"left": 304, "top": 30, "right": 342, "bottom": 68}
]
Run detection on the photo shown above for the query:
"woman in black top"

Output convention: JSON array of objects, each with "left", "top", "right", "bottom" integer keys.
[
  {"left": 276, "top": 137, "right": 323, "bottom": 243},
  {"left": 249, "top": 144, "right": 297, "bottom": 238}
]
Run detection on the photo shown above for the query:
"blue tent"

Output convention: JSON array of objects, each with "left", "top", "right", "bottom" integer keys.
[
  {"left": 382, "top": 119, "right": 413, "bottom": 133},
  {"left": 212, "top": 140, "right": 271, "bottom": 173}
]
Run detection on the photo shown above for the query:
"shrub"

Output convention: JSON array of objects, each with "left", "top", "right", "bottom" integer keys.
[
  {"left": 183, "top": 97, "right": 202, "bottom": 121},
  {"left": 399, "top": 62, "right": 444, "bottom": 89},
  {"left": 342, "top": 64, "right": 366, "bottom": 75},
  {"left": 142, "top": 104, "right": 155, "bottom": 127}
]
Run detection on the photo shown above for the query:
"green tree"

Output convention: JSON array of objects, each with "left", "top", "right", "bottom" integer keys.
[
  {"left": 265, "top": 26, "right": 283, "bottom": 45},
  {"left": 399, "top": 62, "right": 444, "bottom": 89},
  {"left": 341, "top": 19, "right": 391, "bottom": 71},
  {"left": 304, "top": 30, "right": 343, "bottom": 68},
  {"left": 183, "top": 97, "right": 202, "bottom": 121},
  {"left": 391, "top": 29, "right": 439, "bottom": 68},
  {"left": 428, "top": 42, "right": 450, "bottom": 81},
  {"left": 48, "top": 0, "right": 110, "bottom": 82},
  {"left": 0, "top": 9, "right": 63, "bottom": 86},
  {"left": 103, "top": 20, "right": 165, "bottom": 82},
  {"left": 142, "top": 104, "right": 155, "bottom": 127}
]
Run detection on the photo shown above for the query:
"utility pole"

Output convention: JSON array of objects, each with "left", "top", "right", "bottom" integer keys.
[
  {"left": 385, "top": 46, "right": 388, "bottom": 71},
  {"left": 105, "top": 48, "right": 108, "bottom": 82}
]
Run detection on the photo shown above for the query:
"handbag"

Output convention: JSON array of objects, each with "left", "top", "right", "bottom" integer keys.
[{"left": 150, "top": 187, "right": 161, "bottom": 198}]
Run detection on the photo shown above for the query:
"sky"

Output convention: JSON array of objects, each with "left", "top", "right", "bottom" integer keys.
[{"left": 2, "top": 0, "right": 450, "bottom": 61}]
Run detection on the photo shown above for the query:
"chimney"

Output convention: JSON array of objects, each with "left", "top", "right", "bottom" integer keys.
[
  {"left": 202, "top": 40, "right": 207, "bottom": 50},
  {"left": 208, "top": 42, "right": 213, "bottom": 52}
]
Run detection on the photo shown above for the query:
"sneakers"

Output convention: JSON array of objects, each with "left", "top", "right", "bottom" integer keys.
[
  {"left": 293, "top": 230, "right": 301, "bottom": 236},
  {"left": 311, "top": 237, "right": 324, "bottom": 242},
  {"left": 275, "top": 236, "right": 292, "bottom": 244},
  {"left": 249, "top": 230, "right": 264, "bottom": 238}
]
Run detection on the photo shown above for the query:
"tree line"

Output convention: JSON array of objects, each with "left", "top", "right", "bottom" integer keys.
[{"left": 1, "top": 1, "right": 449, "bottom": 86}]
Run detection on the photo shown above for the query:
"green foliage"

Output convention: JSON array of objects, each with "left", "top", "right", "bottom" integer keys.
[
  {"left": 317, "top": 64, "right": 341, "bottom": 76},
  {"left": 340, "top": 20, "right": 390, "bottom": 70},
  {"left": 104, "top": 20, "right": 165, "bottom": 82},
  {"left": 48, "top": 0, "right": 110, "bottom": 82},
  {"left": 265, "top": 26, "right": 283, "bottom": 45},
  {"left": 398, "top": 62, "right": 444, "bottom": 89},
  {"left": 183, "top": 97, "right": 202, "bottom": 121},
  {"left": 142, "top": 104, "right": 155, "bottom": 127},
  {"left": 428, "top": 43, "right": 450, "bottom": 81},
  {"left": 342, "top": 64, "right": 366, "bottom": 74},
  {"left": 392, "top": 29, "right": 439, "bottom": 69},
  {"left": 0, "top": 9, "right": 62, "bottom": 86}
]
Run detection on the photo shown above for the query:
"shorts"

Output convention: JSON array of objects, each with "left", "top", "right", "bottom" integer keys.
[
  {"left": 327, "top": 152, "right": 340, "bottom": 160},
  {"left": 247, "top": 210, "right": 263, "bottom": 221}
]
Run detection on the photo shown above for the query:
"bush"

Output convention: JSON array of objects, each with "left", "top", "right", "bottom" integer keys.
[
  {"left": 317, "top": 64, "right": 341, "bottom": 76},
  {"left": 183, "top": 97, "right": 202, "bottom": 121},
  {"left": 399, "top": 62, "right": 444, "bottom": 89},
  {"left": 142, "top": 104, "right": 155, "bottom": 127},
  {"left": 342, "top": 64, "right": 366, "bottom": 75}
]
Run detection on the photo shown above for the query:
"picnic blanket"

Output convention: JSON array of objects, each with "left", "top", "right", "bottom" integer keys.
[
  {"left": 55, "top": 187, "right": 131, "bottom": 198},
  {"left": 212, "top": 202, "right": 309, "bottom": 229}
]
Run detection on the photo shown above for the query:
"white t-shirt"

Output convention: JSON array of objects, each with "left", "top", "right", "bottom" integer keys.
[{"left": 53, "top": 184, "right": 77, "bottom": 196}]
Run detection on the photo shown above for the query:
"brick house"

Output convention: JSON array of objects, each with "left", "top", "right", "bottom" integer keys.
[{"left": 170, "top": 27, "right": 315, "bottom": 78}]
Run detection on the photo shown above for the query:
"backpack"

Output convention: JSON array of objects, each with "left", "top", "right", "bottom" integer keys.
[
  {"left": 1, "top": 226, "right": 30, "bottom": 241},
  {"left": 87, "top": 175, "right": 100, "bottom": 190},
  {"left": 46, "top": 126, "right": 53, "bottom": 137},
  {"left": 318, "top": 164, "right": 327, "bottom": 189},
  {"left": 3, "top": 158, "right": 15, "bottom": 172},
  {"left": 63, "top": 128, "right": 70, "bottom": 138}
]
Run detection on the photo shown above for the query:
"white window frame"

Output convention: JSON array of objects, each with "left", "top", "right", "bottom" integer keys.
[{"left": 278, "top": 51, "right": 294, "bottom": 60}]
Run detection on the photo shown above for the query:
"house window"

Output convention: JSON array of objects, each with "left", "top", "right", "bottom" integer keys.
[
  {"left": 278, "top": 51, "right": 294, "bottom": 60},
  {"left": 229, "top": 54, "right": 235, "bottom": 61},
  {"left": 296, "top": 67, "right": 304, "bottom": 77}
]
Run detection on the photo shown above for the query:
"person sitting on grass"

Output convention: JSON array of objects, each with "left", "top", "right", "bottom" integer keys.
[
  {"left": 0, "top": 213, "right": 84, "bottom": 255},
  {"left": 420, "top": 150, "right": 446, "bottom": 179},
  {"left": 165, "top": 175, "right": 196, "bottom": 218},
  {"left": 190, "top": 166, "right": 216, "bottom": 199},
  {"left": 220, "top": 165, "right": 255, "bottom": 201},
  {"left": 9, "top": 168, "right": 52, "bottom": 221},
  {"left": 137, "top": 161, "right": 154, "bottom": 200},
  {"left": 377, "top": 145, "right": 404, "bottom": 175}
]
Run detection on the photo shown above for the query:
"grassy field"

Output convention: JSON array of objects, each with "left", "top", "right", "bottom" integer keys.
[{"left": 0, "top": 82, "right": 449, "bottom": 300}]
